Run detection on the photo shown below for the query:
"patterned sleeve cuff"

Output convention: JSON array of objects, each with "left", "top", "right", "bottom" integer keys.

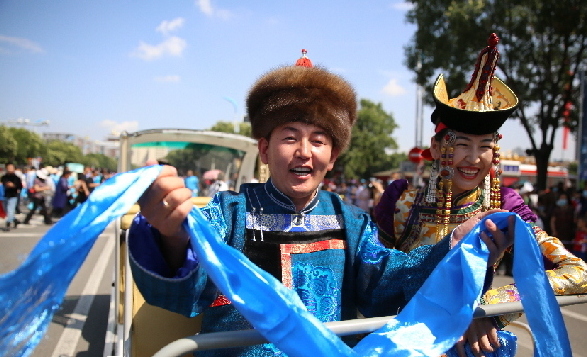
[{"left": 481, "top": 283, "right": 523, "bottom": 329}]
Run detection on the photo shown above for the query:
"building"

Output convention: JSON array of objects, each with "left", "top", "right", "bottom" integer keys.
[{"left": 42, "top": 132, "right": 120, "bottom": 157}]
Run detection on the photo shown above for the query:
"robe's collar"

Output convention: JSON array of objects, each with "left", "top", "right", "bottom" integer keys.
[{"left": 249, "top": 178, "right": 319, "bottom": 214}]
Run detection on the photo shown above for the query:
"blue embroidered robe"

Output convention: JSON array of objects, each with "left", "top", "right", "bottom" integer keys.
[{"left": 128, "top": 179, "right": 450, "bottom": 356}]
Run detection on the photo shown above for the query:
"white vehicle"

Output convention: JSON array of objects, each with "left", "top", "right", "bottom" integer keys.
[{"left": 105, "top": 129, "right": 266, "bottom": 357}]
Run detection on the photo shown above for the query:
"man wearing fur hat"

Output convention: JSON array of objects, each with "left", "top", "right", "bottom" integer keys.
[{"left": 128, "top": 51, "right": 512, "bottom": 356}]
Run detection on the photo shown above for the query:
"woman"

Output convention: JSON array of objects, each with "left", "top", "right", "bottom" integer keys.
[
  {"left": 374, "top": 33, "right": 587, "bottom": 357},
  {"left": 23, "top": 169, "right": 53, "bottom": 225},
  {"left": 550, "top": 192, "right": 576, "bottom": 248},
  {"left": 73, "top": 172, "right": 90, "bottom": 207},
  {"left": 51, "top": 170, "right": 72, "bottom": 218}
]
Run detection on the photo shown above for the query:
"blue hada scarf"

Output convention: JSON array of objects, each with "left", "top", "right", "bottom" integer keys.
[{"left": 0, "top": 165, "right": 571, "bottom": 357}]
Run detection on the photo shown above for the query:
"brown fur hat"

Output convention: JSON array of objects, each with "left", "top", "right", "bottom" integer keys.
[{"left": 246, "top": 65, "right": 357, "bottom": 153}]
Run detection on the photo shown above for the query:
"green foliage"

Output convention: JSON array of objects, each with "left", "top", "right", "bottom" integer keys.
[
  {"left": 209, "top": 121, "right": 252, "bottom": 138},
  {"left": 337, "top": 99, "right": 400, "bottom": 179},
  {"left": 82, "top": 153, "right": 117, "bottom": 171},
  {"left": 568, "top": 161, "right": 578, "bottom": 176},
  {"left": 0, "top": 127, "right": 120, "bottom": 171},
  {"left": 404, "top": 0, "right": 587, "bottom": 189},
  {"left": 166, "top": 145, "right": 213, "bottom": 175},
  {"left": 166, "top": 143, "right": 242, "bottom": 177},
  {"left": 44, "top": 140, "right": 84, "bottom": 167},
  {"left": 0, "top": 126, "right": 18, "bottom": 163},
  {"left": 6, "top": 127, "right": 45, "bottom": 164}
]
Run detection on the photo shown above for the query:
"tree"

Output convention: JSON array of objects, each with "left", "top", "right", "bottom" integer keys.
[
  {"left": 337, "top": 99, "right": 399, "bottom": 179},
  {"left": 83, "top": 153, "right": 117, "bottom": 171},
  {"left": 404, "top": 0, "right": 586, "bottom": 190},
  {"left": 0, "top": 126, "right": 17, "bottom": 163},
  {"left": 7, "top": 127, "right": 45, "bottom": 164},
  {"left": 44, "top": 140, "right": 84, "bottom": 167},
  {"left": 209, "top": 121, "right": 252, "bottom": 138}
]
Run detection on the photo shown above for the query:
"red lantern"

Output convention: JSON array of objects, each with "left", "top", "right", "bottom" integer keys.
[{"left": 408, "top": 147, "right": 424, "bottom": 164}]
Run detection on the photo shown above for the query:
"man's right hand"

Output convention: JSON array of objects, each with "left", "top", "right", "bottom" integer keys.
[{"left": 138, "top": 165, "right": 194, "bottom": 269}]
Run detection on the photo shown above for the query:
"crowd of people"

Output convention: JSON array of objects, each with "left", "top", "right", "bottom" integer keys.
[
  {"left": 515, "top": 181, "right": 587, "bottom": 261},
  {"left": 318, "top": 176, "right": 587, "bottom": 265},
  {"left": 0, "top": 164, "right": 115, "bottom": 231},
  {"left": 180, "top": 169, "right": 251, "bottom": 198}
]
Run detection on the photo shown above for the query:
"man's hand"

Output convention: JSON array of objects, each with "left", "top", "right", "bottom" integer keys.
[
  {"left": 455, "top": 318, "right": 499, "bottom": 357},
  {"left": 452, "top": 209, "right": 515, "bottom": 267},
  {"left": 138, "top": 165, "right": 194, "bottom": 270}
]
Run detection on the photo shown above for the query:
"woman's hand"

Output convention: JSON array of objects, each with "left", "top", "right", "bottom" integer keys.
[
  {"left": 452, "top": 209, "right": 515, "bottom": 267},
  {"left": 454, "top": 318, "right": 499, "bottom": 357}
]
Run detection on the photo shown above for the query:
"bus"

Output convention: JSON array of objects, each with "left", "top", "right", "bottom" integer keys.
[
  {"left": 500, "top": 160, "right": 569, "bottom": 188},
  {"left": 105, "top": 129, "right": 266, "bottom": 357}
]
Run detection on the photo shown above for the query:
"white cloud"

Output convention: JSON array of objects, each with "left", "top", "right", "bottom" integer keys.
[
  {"left": 0, "top": 34, "right": 44, "bottom": 53},
  {"left": 100, "top": 120, "right": 139, "bottom": 136},
  {"left": 197, "top": 0, "right": 213, "bottom": 16},
  {"left": 154, "top": 75, "right": 181, "bottom": 83},
  {"left": 382, "top": 78, "right": 407, "bottom": 96},
  {"left": 196, "top": 0, "right": 233, "bottom": 19},
  {"left": 132, "top": 36, "right": 187, "bottom": 61},
  {"left": 156, "top": 17, "right": 185, "bottom": 35},
  {"left": 391, "top": 2, "right": 414, "bottom": 11}
]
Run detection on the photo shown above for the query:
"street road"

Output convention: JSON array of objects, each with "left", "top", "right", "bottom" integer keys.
[
  {"left": 1, "top": 213, "right": 114, "bottom": 357},
  {"left": 1, "top": 213, "right": 587, "bottom": 357}
]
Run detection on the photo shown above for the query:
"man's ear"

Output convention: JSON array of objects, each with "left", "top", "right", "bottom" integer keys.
[
  {"left": 258, "top": 138, "right": 270, "bottom": 164},
  {"left": 327, "top": 147, "right": 341, "bottom": 171},
  {"left": 429, "top": 137, "right": 441, "bottom": 160}
]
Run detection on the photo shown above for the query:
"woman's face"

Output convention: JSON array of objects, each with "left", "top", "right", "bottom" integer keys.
[{"left": 430, "top": 131, "right": 495, "bottom": 195}]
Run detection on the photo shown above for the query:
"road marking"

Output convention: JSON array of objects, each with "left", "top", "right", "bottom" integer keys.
[
  {"left": 561, "top": 307, "right": 587, "bottom": 323},
  {"left": 0, "top": 232, "right": 47, "bottom": 237},
  {"left": 51, "top": 233, "right": 114, "bottom": 357}
]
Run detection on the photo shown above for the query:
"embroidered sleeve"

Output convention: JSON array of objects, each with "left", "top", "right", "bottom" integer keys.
[
  {"left": 126, "top": 193, "right": 239, "bottom": 318},
  {"left": 479, "top": 188, "right": 587, "bottom": 329},
  {"left": 499, "top": 188, "right": 587, "bottom": 293},
  {"left": 373, "top": 179, "right": 409, "bottom": 247},
  {"left": 355, "top": 216, "right": 450, "bottom": 318},
  {"left": 534, "top": 226, "right": 587, "bottom": 295}
]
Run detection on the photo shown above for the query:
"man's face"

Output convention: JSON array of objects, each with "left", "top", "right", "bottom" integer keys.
[
  {"left": 258, "top": 122, "right": 339, "bottom": 210},
  {"left": 6, "top": 164, "right": 15, "bottom": 173}
]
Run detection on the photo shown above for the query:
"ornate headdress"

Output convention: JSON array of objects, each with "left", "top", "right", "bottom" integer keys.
[
  {"left": 428, "top": 33, "right": 519, "bottom": 237},
  {"left": 246, "top": 49, "right": 357, "bottom": 153}
]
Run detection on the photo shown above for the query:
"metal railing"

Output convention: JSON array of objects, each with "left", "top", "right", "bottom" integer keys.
[{"left": 152, "top": 294, "right": 587, "bottom": 357}]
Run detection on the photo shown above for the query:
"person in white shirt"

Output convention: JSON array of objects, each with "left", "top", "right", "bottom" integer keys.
[{"left": 208, "top": 172, "right": 229, "bottom": 197}]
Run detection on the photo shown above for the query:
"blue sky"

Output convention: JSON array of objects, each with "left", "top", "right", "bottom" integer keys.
[{"left": 0, "top": 0, "right": 574, "bottom": 160}]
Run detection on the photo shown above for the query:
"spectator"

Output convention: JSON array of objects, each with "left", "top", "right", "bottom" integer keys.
[
  {"left": 573, "top": 216, "right": 587, "bottom": 261},
  {"left": 208, "top": 172, "right": 228, "bottom": 197},
  {"left": 83, "top": 166, "right": 100, "bottom": 194},
  {"left": 23, "top": 168, "right": 53, "bottom": 225},
  {"left": 52, "top": 170, "right": 72, "bottom": 218},
  {"left": 0, "top": 163, "right": 23, "bottom": 231},
  {"left": 184, "top": 170, "right": 200, "bottom": 197},
  {"left": 73, "top": 172, "right": 90, "bottom": 207},
  {"left": 550, "top": 192, "right": 576, "bottom": 250}
]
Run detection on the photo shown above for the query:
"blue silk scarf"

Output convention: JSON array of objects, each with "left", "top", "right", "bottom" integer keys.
[{"left": 0, "top": 166, "right": 572, "bottom": 357}]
